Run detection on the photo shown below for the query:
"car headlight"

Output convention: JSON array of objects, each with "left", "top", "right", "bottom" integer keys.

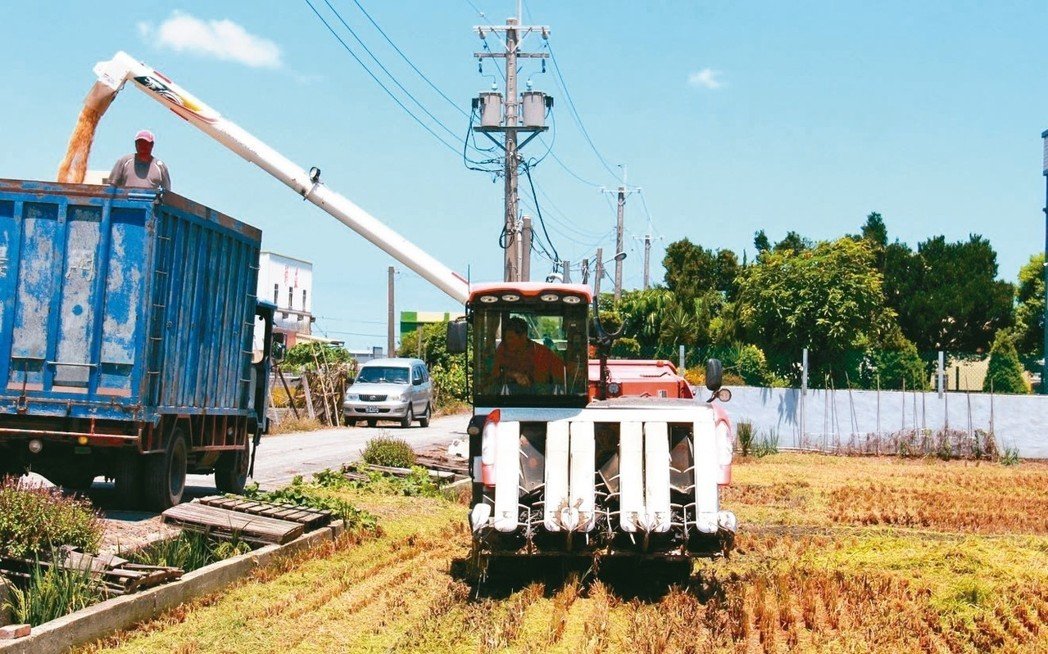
[{"left": 345, "top": 394, "right": 359, "bottom": 402}]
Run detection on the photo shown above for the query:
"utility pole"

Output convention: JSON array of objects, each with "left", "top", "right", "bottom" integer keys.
[
  {"left": 473, "top": 14, "right": 550, "bottom": 282},
  {"left": 1042, "top": 129, "right": 1048, "bottom": 393},
  {"left": 601, "top": 173, "right": 638, "bottom": 300},
  {"left": 387, "top": 266, "right": 395, "bottom": 358},
  {"left": 581, "top": 258, "right": 590, "bottom": 285},
  {"left": 594, "top": 248, "right": 604, "bottom": 297},
  {"left": 521, "top": 215, "right": 532, "bottom": 281},
  {"left": 642, "top": 233, "right": 652, "bottom": 290}
]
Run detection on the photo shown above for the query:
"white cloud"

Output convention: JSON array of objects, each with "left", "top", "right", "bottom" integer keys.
[
  {"left": 688, "top": 68, "right": 723, "bottom": 90},
  {"left": 139, "top": 12, "right": 282, "bottom": 68}
]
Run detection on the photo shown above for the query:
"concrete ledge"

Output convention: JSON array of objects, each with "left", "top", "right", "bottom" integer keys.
[{"left": 0, "top": 521, "right": 344, "bottom": 654}]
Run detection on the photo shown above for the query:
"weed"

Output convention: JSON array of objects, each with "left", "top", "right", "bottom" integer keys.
[
  {"left": 5, "top": 554, "right": 103, "bottom": 627},
  {"left": 241, "top": 478, "right": 378, "bottom": 532},
  {"left": 752, "top": 430, "right": 780, "bottom": 458},
  {"left": 128, "top": 531, "right": 251, "bottom": 572},
  {"left": 1000, "top": 447, "right": 1021, "bottom": 466},
  {"left": 736, "top": 421, "right": 754, "bottom": 457},
  {"left": 268, "top": 416, "right": 325, "bottom": 435},
  {"left": 361, "top": 437, "right": 416, "bottom": 468},
  {"left": 346, "top": 464, "right": 444, "bottom": 498},
  {"left": 0, "top": 477, "right": 102, "bottom": 558}
]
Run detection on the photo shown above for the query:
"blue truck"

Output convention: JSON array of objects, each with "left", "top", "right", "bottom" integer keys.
[{"left": 0, "top": 179, "right": 275, "bottom": 510}]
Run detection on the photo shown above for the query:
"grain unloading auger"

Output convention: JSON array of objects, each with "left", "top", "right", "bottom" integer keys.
[{"left": 87, "top": 51, "right": 736, "bottom": 563}]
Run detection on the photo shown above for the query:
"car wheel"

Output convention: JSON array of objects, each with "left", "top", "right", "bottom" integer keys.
[
  {"left": 367, "top": 419, "right": 377, "bottom": 428},
  {"left": 400, "top": 405, "right": 414, "bottom": 429},
  {"left": 419, "top": 403, "right": 431, "bottom": 428}
]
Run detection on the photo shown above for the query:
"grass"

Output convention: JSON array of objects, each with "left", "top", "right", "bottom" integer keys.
[
  {"left": 5, "top": 555, "right": 104, "bottom": 627},
  {"left": 74, "top": 454, "right": 1048, "bottom": 653},
  {"left": 361, "top": 436, "right": 416, "bottom": 468},
  {"left": 267, "top": 416, "right": 326, "bottom": 435}
]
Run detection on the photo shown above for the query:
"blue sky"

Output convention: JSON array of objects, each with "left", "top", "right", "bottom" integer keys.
[{"left": 1, "top": 1, "right": 1045, "bottom": 350}]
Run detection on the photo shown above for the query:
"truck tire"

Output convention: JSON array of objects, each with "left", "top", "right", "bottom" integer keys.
[
  {"left": 114, "top": 454, "right": 141, "bottom": 509},
  {"left": 142, "top": 431, "right": 187, "bottom": 511},
  {"left": 419, "top": 403, "right": 431, "bottom": 428},
  {"left": 55, "top": 470, "right": 97, "bottom": 492},
  {"left": 215, "top": 442, "right": 250, "bottom": 495},
  {"left": 400, "top": 406, "right": 414, "bottom": 429}
]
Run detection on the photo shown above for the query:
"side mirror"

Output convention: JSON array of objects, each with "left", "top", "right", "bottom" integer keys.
[
  {"left": 413, "top": 377, "right": 423, "bottom": 386},
  {"left": 271, "top": 341, "right": 286, "bottom": 363},
  {"left": 705, "top": 358, "right": 723, "bottom": 392},
  {"left": 447, "top": 320, "right": 467, "bottom": 354}
]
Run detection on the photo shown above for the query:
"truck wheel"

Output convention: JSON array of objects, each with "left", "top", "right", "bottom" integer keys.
[
  {"left": 419, "top": 403, "right": 431, "bottom": 428},
  {"left": 215, "top": 442, "right": 250, "bottom": 495},
  {"left": 142, "top": 431, "right": 187, "bottom": 511},
  {"left": 400, "top": 406, "right": 414, "bottom": 429},
  {"left": 114, "top": 454, "right": 141, "bottom": 509},
  {"left": 367, "top": 419, "right": 377, "bottom": 428},
  {"left": 56, "top": 470, "right": 97, "bottom": 492}
]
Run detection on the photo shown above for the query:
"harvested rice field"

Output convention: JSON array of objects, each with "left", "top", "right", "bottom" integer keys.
[{"left": 78, "top": 454, "right": 1048, "bottom": 653}]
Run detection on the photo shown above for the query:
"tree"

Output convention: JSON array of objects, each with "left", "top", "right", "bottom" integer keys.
[
  {"left": 1013, "top": 253, "right": 1045, "bottom": 359},
  {"left": 282, "top": 342, "right": 353, "bottom": 369},
  {"left": 662, "top": 239, "right": 740, "bottom": 303},
  {"left": 983, "top": 330, "right": 1031, "bottom": 394},
  {"left": 773, "top": 231, "right": 812, "bottom": 253},
  {"left": 738, "top": 237, "right": 886, "bottom": 382},
  {"left": 883, "top": 235, "right": 1014, "bottom": 353},
  {"left": 860, "top": 212, "right": 887, "bottom": 248},
  {"left": 753, "top": 230, "right": 771, "bottom": 254}
]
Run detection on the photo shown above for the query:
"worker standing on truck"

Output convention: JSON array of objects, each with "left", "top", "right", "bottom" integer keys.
[
  {"left": 108, "top": 129, "right": 171, "bottom": 190},
  {"left": 494, "top": 316, "right": 565, "bottom": 390}
]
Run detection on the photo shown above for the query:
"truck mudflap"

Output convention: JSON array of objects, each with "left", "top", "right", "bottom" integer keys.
[{"left": 469, "top": 415, "right": 737, "bottom": 558}]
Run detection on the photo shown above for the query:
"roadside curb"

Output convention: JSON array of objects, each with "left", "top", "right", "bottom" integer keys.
[{"left": 0, "top": 520, "right": 345, "bottom": 654}]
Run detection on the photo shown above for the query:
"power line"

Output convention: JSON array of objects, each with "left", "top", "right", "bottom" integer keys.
[
  {"left": 350, "top": 0, "right": 469, "bottom": 118},
  {"left": 304, "top": 0, "right": 463, "bottom": 157},
  {"left": 547, "top": 40, "right": 621, "bottom": 183},
  {"left": 522, "top": 162, "right": 559, "bottom": 263},
  {"left": 320, "top": 0, "right": 462, "bottom": 142}
]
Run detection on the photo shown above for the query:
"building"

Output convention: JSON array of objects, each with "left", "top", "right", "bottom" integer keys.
[{"left": 257, "top": 252, "right": 314, "bottom": 348}]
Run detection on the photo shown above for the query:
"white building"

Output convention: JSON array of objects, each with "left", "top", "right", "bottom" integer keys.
[{"left": 257, "top": 251, "right": 314, "bottom": 348}]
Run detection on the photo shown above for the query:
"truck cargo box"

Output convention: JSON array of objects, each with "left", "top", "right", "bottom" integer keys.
[{"left": 0, "top": 179, "right": 261, "bottom": 423}]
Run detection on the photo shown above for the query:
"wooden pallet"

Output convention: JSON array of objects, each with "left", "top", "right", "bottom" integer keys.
[
  {"left": 196, "top": 496, "right": 333, "bottom": 530},
  {"left": 0, "top": 551, "right": 182, "bottom": 596},
  {"left": 161, "top": 503, "right": 305, "bottom": 544}
]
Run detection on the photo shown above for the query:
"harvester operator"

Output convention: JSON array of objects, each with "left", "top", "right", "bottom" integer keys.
[
  {"left": 108, "top": 129, "right": 171, "bottom": 190},
  {"left": 494, "top": 316, "right": 565, "bottom": 389}
]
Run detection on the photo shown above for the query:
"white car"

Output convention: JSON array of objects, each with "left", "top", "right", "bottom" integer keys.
[{"left": 343, "top": 358, "right": 433, "bottom": 428}]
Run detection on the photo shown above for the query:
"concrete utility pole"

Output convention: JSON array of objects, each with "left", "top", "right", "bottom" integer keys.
[
  {"left": 521, "top": 215, "right": 532, "bottom": 281},
  {"left": 387, "top": 266, "right": 395, "bottom": 358},
  {"left": 473, "top": 14, "right": 550, "bottom": 282},
  {"left": 642, "top": 233, "right": 652, "bottom": 290},
  {"left": 581, "top": 258, "right": 590, "bottom": 285},
  {"left": 594, "top": 248, "right": 604, "bottom": 297},
  {"left": 602, "top": 176, "right": 638, "bottom": 300},
  {"left": 1042, "top": 129, "right": 1048, "bottom": 394}
]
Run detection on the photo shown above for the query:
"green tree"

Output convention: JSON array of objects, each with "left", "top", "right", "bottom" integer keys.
[
  {"left": 738, "top": 237, "right": 886, "bottom": 382},
  {"left": 883, "top": 235, "right": 1014, "bottom": 353},
  {"left": 983, "top": 330, "right": 1031, "bottom": 394},
  {"left": 773, "top": 231, "right": 813, "bottom": 253},
  {"left": 753, "top": 230, "right": 771, "bottom": 254},
  {"left": 860, "top": 323, "right": 929, "bottom": 391},
  {"left": 663, "top": 239, "right": 740, "bottom": 303},
  {"left": 1013, "top": 253, "right": 1045, "bottom": 359},
  {"left": 860, "top": 212, "right": 887, "bottom": 248}
]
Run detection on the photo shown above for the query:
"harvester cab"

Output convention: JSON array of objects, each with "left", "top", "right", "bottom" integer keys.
[{"left": 453, "top": 283, "right": 737, "bottom": 561}]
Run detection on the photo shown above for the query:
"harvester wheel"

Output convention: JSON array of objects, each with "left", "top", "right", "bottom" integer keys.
[
  {"left": 400, "top": 406, "right": 414, "bottom": 428},
  {"left": 142, "top": 431, "right": 187, "bottom": 511},
  {"left": 418, "top": 403, "right": 431, "bottom": 428},
  {"left": 215, "top": 441, "right": 250, "bottom": 494}
]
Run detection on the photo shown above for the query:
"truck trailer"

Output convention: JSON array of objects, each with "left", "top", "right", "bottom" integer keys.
[{"left": 0, "top": 180, "right": 274, "bottom": 510}]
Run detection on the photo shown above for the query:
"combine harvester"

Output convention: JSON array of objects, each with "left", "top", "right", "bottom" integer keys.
[{"left": 82, "top": 52, "right": 737, "bottom": 562}]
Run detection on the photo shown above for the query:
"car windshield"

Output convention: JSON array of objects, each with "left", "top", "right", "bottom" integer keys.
[{"left": 357, "top": 366, "right": 410, "bottom": 384}]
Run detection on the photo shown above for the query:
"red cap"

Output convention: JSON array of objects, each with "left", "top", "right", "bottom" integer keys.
[{"left": 134, "top": 129, "right": 155, "bottom": 143}]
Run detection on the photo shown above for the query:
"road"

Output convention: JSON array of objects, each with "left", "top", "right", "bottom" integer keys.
[{"left": 187, "top": 412, "right": 470, "bottom": 493}]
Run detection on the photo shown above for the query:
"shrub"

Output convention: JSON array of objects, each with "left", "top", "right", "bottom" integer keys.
[
  {"left": 753, "top": 430, "right": 780, "bottom": 458},
  {"left": 0, "top": 477, "right": 102, "bottom": 559},
  {"left": 282, "top": 342, "right": 355, "bottom": 370},
  {"left": 735, "top": 344, "right": 773, "bottom": 386},
  {"left": 983, "top": 331, "right": 1031, "bottom": 394},
  {"left": 362, "top": 437, "right": 416, "bottom": 468}
]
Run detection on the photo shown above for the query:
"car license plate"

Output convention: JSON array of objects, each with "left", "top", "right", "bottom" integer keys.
[{"left": 365, "top": 406, "right": 380, "bottom": 414}]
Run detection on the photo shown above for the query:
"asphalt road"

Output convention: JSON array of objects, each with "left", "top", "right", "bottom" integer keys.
[{"left": 187, "top": 412, "right": 470, "bottom": 492}]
